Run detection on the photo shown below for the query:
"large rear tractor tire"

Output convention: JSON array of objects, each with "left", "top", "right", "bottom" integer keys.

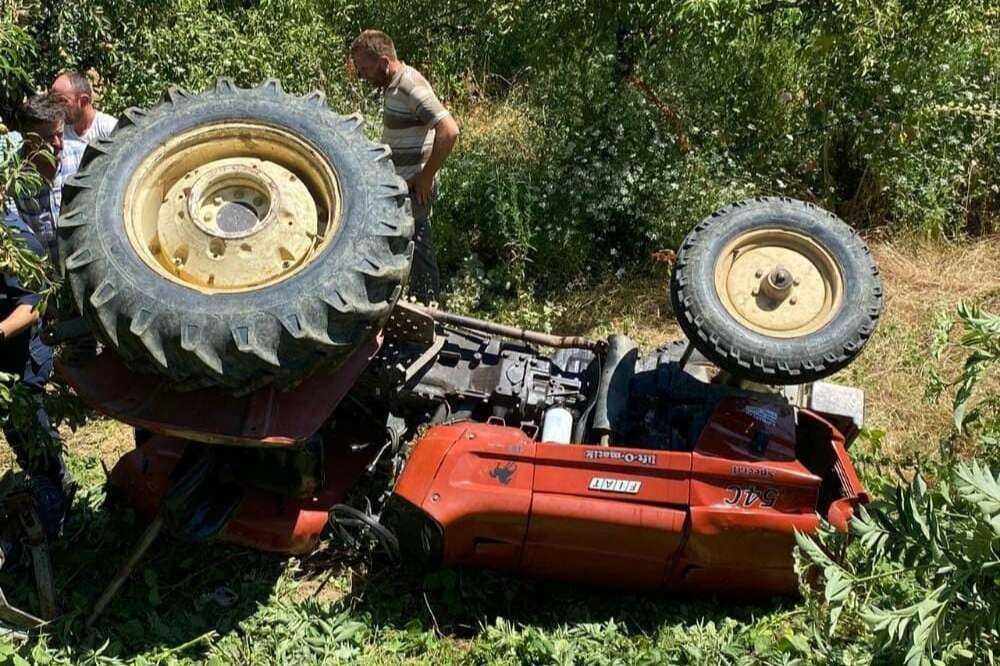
[
  {"left": 59, "top": 79, "right": 413, "bottom": 392},
  {"left": 670, "top": 197, "right": 882, "bottom": 384}
]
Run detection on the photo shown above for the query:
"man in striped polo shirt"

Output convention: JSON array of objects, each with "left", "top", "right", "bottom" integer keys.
[{"left": 351, "top": 30, "right": 460, "bottom": 304}]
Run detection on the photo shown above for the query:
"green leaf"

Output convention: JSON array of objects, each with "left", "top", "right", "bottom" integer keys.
[
  {"left": 824, "top": 567, "right": 853, "bottom": 629},
  {"left": 794, "top": 530, "right": 837, "bottom": 569},
  {"left": 904, "top": 594, "right": 946, "bottom": 666},
  {"left": 955, "top": 461, "right": 1000, "bottom": 536},
  {"left": 28, "top": 645, "right": 51, "bottom": 665},
  {"left": 782, "top": 631, "right": 811, "bottom": 654}
]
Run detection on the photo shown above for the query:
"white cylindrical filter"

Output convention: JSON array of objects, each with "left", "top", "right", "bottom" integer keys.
[{"left": 541, "top": 407, "right": 573, "bottom": 444}]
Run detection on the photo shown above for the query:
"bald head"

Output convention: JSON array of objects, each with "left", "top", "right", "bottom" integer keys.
[{"left": 50, "top": 70, "right": 95, "bottom": 130}]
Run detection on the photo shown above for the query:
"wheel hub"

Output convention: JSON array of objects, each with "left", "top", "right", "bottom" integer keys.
[
  {"left": 714, "top": 229, "right": 844, "bottom": 338},
  {"left": 158, "top": 158, "right": 318, "bottom": 290},
  {"left": 124, "top": 122, "right": 341, "bottom": 294},
  {"left": 187, "top": 165, "right": 274, "bottom": 238},
  {"left": 760, "top": 266, "right": 794, "bottom": 301}
]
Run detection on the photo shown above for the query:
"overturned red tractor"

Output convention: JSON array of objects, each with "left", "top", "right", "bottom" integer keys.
[{"left": 52, "top": 79, "right": 882, "bottom": 603}]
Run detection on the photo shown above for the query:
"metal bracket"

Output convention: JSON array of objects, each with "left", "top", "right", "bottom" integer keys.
[
  {"left": 677, "top": 342, "right": 694, "bottom": 371},
  {"left": 384, "top": 302, "right": 437, "bottom": 346},
  {"left": 403, "top": 334, "right": 446, "bottom": 384}
]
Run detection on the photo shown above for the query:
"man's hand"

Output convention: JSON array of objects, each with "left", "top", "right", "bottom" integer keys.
[
  {"left": 0, "top": 305, "right": 40, "bottom": 343},
  {"left": 406, "top": 171, "right": 435, "bottom": 207},
  {"left": 406, "top": 115, "right": 459, "bottom": 208}
]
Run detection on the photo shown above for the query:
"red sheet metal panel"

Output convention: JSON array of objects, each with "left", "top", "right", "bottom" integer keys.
[
  {"left": 394, "top": 410, "right": 864, "bottom": 596},
  {"left": 404, "top": 424, "right": 538, "bottom": 570},
  {"left": 110, "top": 434, "right": 374, "bottom": 554},
  {"left": 56, "top": 334, "right": 381, "bottom": 447}
]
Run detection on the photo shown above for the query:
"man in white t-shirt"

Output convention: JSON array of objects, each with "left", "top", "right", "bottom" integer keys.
[{"left": 49, "top": 70, "right": 117, "bottom": 178}]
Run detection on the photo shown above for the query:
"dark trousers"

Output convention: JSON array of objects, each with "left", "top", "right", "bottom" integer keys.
[
  {"left": 3, "top": 389, "right": 68, "bottom": 490},
  {"left": 408, "top": 193, "right": 441, "bottom": 305}
]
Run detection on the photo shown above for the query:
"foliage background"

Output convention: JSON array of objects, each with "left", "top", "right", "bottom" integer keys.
[{"left": 2, "top": 0, "right": 997, "bottom": 301}]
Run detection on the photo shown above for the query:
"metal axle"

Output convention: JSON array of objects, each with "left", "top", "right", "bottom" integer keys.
[{"left": 411, "top": 304, "right": 606, "bottom": 352}]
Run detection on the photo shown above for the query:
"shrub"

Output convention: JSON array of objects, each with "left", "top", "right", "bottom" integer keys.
[{"left": 798, "top": 306, "right": 1000, "bottom": 664}]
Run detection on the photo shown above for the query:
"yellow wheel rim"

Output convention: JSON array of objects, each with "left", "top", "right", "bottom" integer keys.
[
  {"left": 713, "top": 229, "right": 844, "bottom": 338},
  {"left": 124, "top": 122, "right": 342, "bottom": 293}
]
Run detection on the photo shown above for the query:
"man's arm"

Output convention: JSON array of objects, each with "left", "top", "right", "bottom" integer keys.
[
  {"left": 1, "top": 210, "right": 46, "bottom": 343},
  {"left": 0, "top": 303, "right": 40, "bottom": 341},
  {"left": 407, "top": 114, "right": 460, "bottom": 207}
]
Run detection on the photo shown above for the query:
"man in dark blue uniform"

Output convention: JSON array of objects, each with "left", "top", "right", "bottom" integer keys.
[{"left": 1, "top": 109, "right": 73, "bottom": 568}]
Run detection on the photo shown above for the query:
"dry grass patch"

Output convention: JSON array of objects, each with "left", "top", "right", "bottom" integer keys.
[
  {"left": 838, "top": 235, "right": 1000, "bottom": 455},
  {"left": 555, "top": 271, "right": 682, "bottom": 347},
  {"left": 874, "top": 235, "right": 1000, "bottom": 323},
  {"left": 61, "top": 417, "right": 135, "bottom": 467},
  {"left": 0, "top": 438, "right": 11, "bottom": 472},
  {"left": 456, "top": 100, "right": 543, "bottom": 165},
  {"left": 1, "top": 416, "right": 133, "bottom": 475}
]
